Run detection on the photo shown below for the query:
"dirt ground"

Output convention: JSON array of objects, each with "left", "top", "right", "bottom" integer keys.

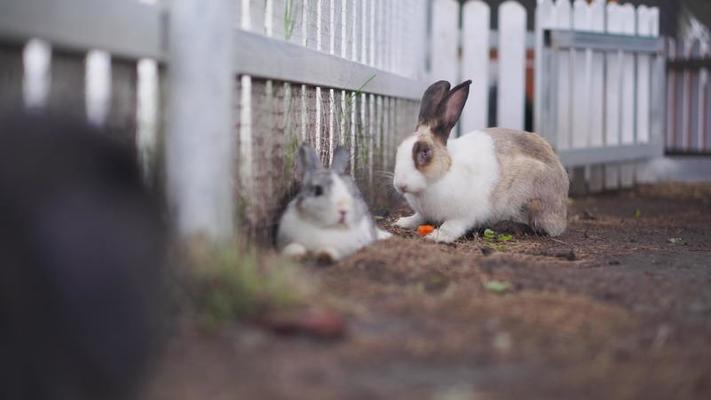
[{"left": 146, "top": 183, "right": 711, "bottom": 400}]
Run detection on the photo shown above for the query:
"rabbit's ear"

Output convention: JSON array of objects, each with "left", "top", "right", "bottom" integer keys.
[
  {"left": 432, "top": 80, "right": 471, "bottom": 143},
  {"left": 297, "top": 144, "right": 321, "bottom": 177},
  {"left": 331, "top": 146, "right": 350, "bottom": 174},
  {"left": 418, "top": 81, "right": 451, "bottom": 125}
]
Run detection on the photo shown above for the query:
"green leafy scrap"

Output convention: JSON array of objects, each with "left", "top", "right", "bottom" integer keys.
[{"left": 484, "top": 280, "right": 511, "bottom": 294}]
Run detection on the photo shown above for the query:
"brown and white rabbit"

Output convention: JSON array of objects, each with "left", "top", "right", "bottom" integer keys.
[
  {"left": 278, "top": 144, "right": 391, "bottom": 261},
  {"left": 392, "top": 80, "right": 569, "bottom": 243}
]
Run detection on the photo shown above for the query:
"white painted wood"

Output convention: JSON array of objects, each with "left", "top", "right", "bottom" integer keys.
[
  {"left": 636, "top": 5, "right": 652, "bottom": 144},
  {"left": 588, "top": 0, "right": 606, "bottom": 192},
  {"left": 619, "top": 4, "right": 636, "bottom": 145},
  {"left": 703, "top": 41, "right": 711, "bottom": 152},
  {"left": 554, "top": 0, "right": 572, "bottom": 149},
  {"left": 22, "top": 38, "right": 51, "bottom": 109},
  {"left": 351, "top": 0, "right": 358, "bottom": 61},
  {"left": 430, "top": 0, "right": 459, "bottom": 84},
  {"left": 534, "top": 0, "right": 554, "bottom": 135},
  {"left": 166, "top": 0, "right": 235, "bottom": 240},
  {"left": 136, "top": 58, "right": 159, "bottom": 182},
  {"left": 666, "top": 38, "right": 676, "bottom": 149},
  {"left": 315, "top": 0, "right": 323, "bottom": 154},
  {"left": 497, "top": 1, "right": 526, "bottom": 130},
  {"left": 619, "top": 3, "right": 637, "bottom": 188},
  {"left": 604, "top": 2, "right": 622, "bottom": 189},
  {"left": 461, "top": 1, "right": 490, "bottom": 132},
  {"left": 571, "top": 0, "right": 590, "bottom": 149},
  {"left": 369, "top": 0, "right": 375, "bottom": 67},
  {"left": 361, "top": 0, "right": 367, "bottom": 64},
  {"left": 85, "top": 50, "right": 111, "bottom": 126},
  {"left": 2, "top": 0, "right": 164, "bottom": 61}
]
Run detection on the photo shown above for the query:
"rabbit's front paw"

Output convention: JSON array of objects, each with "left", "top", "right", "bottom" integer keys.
[
  {"left": 395, "top": 214, "right": 423, "bottom": 229},
  {"left": 282, "top": 243, "right": 307, "bottom": 259},
  {"left": 424, "top": 220, "right": 467, "bottom": 243}
]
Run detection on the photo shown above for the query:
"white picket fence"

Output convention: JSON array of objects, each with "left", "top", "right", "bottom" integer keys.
[
  {"left": 667, "top": 38, "right": 711, "bottom": 154},
  {"left": 0, "top": 0, "right": 668, "bottom": 240},
  {"left": 430, "top": 0, "right": 665, "bottom": 192}
]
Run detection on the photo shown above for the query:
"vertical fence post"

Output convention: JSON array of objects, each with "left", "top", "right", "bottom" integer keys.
[
  {"left": 553, "top": 0, "right": 572, "bottom": 150},
  {"left": 461, "top": 1, "right": 490, "bottom": 133},
  {"left": 497, "top": 1, "right": 526, "bottom": 131},
  {"left": 534, "top": 0, "right": 553, "bottom": 142},
  {"left": 604, "top": 1, "right": 622, "bottom": 189},
  {"left": 430, "top": 0, "right": 459, "bottom": 85},
  {"left": 588, "top": 0, "right": 606, "bottom": 192},
  {"left": 165, "top": 0, "right": 235, "bottom": 240},
  {"left": 618, "top": 3, "right": 637, "bottom": 188}
]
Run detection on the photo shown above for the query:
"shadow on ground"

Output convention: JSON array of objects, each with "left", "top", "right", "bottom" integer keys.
[{"left": 146, "top": 183, "right": 711, "bottom": 400}]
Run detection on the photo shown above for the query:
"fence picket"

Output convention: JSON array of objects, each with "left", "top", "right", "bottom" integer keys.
[
  {"left": 461, "top": 1, "right": 490, "bottom": 133},
  {"left": 604, "top": 2, "right": 622, "bottom": 189},
  {"left": 636, "top": 6, "right": 652, "bottom": 144},
  {"left": 534, "top": 0, "right": 553, "bottom": 138},
  {"left": 430, "top": 0, "right": 459, "bottom": 84},
  {"left": 21, "top": 40, "right": 51, "bottom": 110},
  {"left": 497, "top": 1, "right": 526, "bottom": 131},
  {"left": 619, "top": 4, "right": 637, "bottom": 188},
  {"left": 571, "top": 0, "right": 590, "bottom": 149},
  {"left": 588, "top": 0, "right": 606, "bottom": 192},
  {"left": 86, "top": 51, "right": 111, "bottom": 126},
  {"left": 554, "top": 0, "right": 572, "bottom": 149}
]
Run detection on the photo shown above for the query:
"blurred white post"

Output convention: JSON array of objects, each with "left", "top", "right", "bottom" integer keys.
[
  {"left": 571, "top": 0, "right": 590, "bottom": 149},
  {"left": 587, "top": 0, "right": 605, "bottom": 192},
  {"left": 619, "top": 3, "right": 636, "bottom": 188},
  {"left": 534, "top": 0, "right": 554, "bottom": 135},
  {"left": 604, "top": 2, "right": 622, "bottom": 189},
  {"left": 497, "top": 1, "right": 526, "bottom": 130},
  {"left": 165, "top": 0, "right": 235, "bottom": 240},
  {"left": 430, "top": 0, "right": 459, "bottom": 85},
  {"left": 553, "top": 0, "right": 572, "bottom": 149},
  {"left": 461, "top": 1, "right": 490, "bottom": 132}
]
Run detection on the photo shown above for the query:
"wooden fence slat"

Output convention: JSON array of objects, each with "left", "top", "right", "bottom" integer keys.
[
  {"left": 604, "top": 2, "right": 622, "bottom": 189},
  {"left": 704, "top": 42, "right": 711, "bottom": 152},
  {"left": 461, "top": 1, "right": 490, "bottom": 133},
  {"left": 619, "top": 4, "right": 637, "bottom": 188},
  {"left": 588, "top": 0, "right": 606, "bottom": 192},
  {"left": 136, "top": 58, "right": 159, "bottom": 182},
  {"left": 534, "top": 0, "right": 553, "bottom": 137},
  {"left": 554, "top": 0, "right": 572, "bottom": 149},
  {"left": 636, "top": 6, "right": 652, "bottom": 144},
  {"left": 430, "top": 0, "right": 459, "bottom": 85},
  {"left": 86, "top": 50, "right": 111, "bottom": 126},
  {"left": 166, "top": 0, "right": 235, "bottom": 239},
  {"left": 22, "top": 39, "right": 51, "bottom": 109},
  {"left": 497, "top": 1, "right": 526, "bottom": 131},
  {"left": 571, "top": 0, "right": 590, "bottom": 149}
]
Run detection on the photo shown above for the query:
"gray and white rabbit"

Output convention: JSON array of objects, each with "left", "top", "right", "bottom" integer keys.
[
  {"left": 277, "top": 144, "right": 391, "bottom": 261},
  {"left": 392, "top": 80, "right": 569, "bottom": 243}
]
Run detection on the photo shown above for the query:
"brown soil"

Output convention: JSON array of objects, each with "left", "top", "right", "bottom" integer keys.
[{"left": 146, "top": 183, "right": 711, "bottom": 400}]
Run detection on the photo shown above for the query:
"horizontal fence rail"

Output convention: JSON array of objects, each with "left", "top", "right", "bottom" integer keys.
[
  {"left": 233, "top": 29, "right": 425, "bottom": 100},
  {"left": 0, "top": 0, "right": 164, "bottom": 61}
]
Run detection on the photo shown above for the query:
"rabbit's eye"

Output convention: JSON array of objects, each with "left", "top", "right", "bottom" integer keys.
[{"left": 313, "top": 185, "right": 323, "bottom": 196}]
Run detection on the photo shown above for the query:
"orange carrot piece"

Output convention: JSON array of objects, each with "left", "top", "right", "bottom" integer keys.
[{"left": 417, "top": 224, "right": 435, "bottom": 237}]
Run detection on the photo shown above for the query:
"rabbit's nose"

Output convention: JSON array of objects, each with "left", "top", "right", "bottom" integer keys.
[{"left": 397, "top": 184, "right": 409, "bottom": 193}]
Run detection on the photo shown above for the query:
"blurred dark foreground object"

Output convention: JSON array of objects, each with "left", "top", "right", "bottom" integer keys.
[{"left": 0, "top": 113, "right": 168, "bottom": 400}]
